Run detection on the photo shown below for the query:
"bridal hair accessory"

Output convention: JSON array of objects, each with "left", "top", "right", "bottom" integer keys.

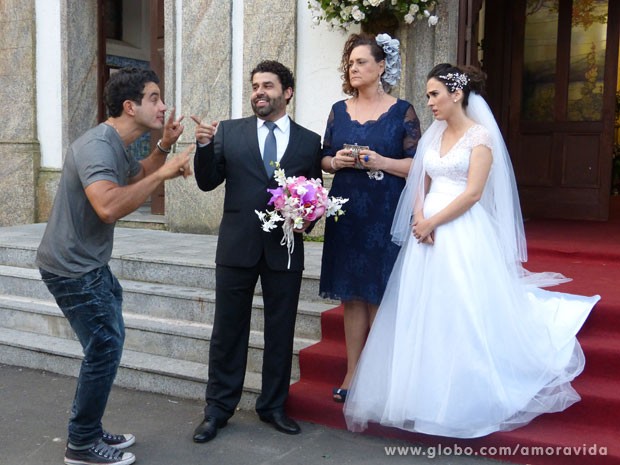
[
  {"left": 438, "top": 72, "right": 470, "bottom": 93},
  {"left": 375, "top": 34, "right": 401, "bottom": 86}
]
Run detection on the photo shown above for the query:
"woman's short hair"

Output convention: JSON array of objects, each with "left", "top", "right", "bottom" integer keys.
[{"left": 340, "top": 33, "right": 387, "bottom": 96}]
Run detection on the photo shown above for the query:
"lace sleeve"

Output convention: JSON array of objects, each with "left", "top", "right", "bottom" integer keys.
[
  {"left": 322, "top": 108, "right": 336, "bottom": 158},
  {"left": 469, "top": 124, "right": 493, "bottom": 151},
  {"left": 402, "top": 103, "right": 421, "bottom": 158}
]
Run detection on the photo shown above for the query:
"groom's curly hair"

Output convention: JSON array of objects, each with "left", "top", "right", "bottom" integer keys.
[{"left": 250, "top": 61, "right": 295, "bottom": 103}]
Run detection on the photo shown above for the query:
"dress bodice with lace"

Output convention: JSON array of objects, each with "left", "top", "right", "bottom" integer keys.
[{"left": 425, "top": 124, "right": 492, "bottom": 195}]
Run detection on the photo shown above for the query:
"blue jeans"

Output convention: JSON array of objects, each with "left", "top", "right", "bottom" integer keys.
[{"left": 40, "top": 265, "right": 124, "bottom": 447}]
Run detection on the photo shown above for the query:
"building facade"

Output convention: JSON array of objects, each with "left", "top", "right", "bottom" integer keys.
[{"left": 0, "top": 0, "right": 617, "bottom": 232}]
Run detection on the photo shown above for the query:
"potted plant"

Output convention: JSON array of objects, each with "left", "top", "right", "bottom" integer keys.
[{"left": 308, "top": 0, "right": 439, "bottom": 34}]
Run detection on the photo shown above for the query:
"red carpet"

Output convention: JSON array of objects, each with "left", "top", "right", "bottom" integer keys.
[{"left": 287, "top": 217, "right": 620, "bottom": 465}]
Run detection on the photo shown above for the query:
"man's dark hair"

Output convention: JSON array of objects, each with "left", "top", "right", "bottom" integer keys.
[
  {"left": 250, "top": 61, "right": 295, "bottom": 102},
  {"left": 104, "top": 67, "right": 160, "bottom": 117}
]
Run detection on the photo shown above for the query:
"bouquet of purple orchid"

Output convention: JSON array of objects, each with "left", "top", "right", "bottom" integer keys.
[{"left": 256, "top": 163, "right": 348, "bottom": 268}]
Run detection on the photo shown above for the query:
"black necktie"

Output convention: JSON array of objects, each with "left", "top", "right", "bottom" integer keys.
[{"left": 263, "top": 121, "right": 277, "bottom": 177}]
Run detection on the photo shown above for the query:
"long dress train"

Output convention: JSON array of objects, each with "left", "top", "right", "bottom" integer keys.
[{"left": 343, "top": 123, "right": 600, "bottom": 438}]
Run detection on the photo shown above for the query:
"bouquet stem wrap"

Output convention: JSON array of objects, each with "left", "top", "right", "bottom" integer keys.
[{"left": 281, "top": 217, "right": 296, "bottom": 269}]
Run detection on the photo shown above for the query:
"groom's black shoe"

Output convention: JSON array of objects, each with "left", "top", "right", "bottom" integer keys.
[
  {"left": 259, "top": 410, "right": 301, "bottom": 435},
  {"left": 192, "top": 416, "right": 227, "bottom": 443}
]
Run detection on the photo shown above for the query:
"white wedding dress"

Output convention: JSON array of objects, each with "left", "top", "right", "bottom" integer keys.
[{"left": 343, "top": 124, "right": 600, "bottom": 438}]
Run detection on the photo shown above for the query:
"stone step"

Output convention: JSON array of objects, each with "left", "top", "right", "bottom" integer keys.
[
  {"left": 0, "top": 265, "right": 330, "bottom": 340},
  {"left": 0, "top": 265, "right": 53, "bottom": 300},
  {"left": 0, "top": 223, "right": 327, "bottom": 302},
  {"left": 119, "top": 280, "right": 330, "bottom": 341},
  {"left": 117, "top": 205, "right": 168, "bottom": 231},
  {"left": 0, "top": 224, "right": 337, "bottom": 410},
  {"left": 0, "top": 294, "right": 317, "bottom": 380},
  {"left": 0, "top": 327, "right": 260, "bottom": 407}
]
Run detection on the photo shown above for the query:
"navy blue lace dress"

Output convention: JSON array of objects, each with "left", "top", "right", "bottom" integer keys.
[{"left": 320, "top": 99, "right": 420, "bottom": 305}]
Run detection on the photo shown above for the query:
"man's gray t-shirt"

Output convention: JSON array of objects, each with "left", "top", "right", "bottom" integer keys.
[{"left": 36, "top": 123, "right": 142, "bottom": 277}]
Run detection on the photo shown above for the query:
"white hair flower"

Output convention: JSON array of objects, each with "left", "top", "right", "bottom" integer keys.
[{"left": 376, "top": 33, "right": 402, "bottom": 86}]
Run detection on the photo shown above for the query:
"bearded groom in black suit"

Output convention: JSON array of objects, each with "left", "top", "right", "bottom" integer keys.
[{"left": 191, "top": 61, "right": 322, "bottom": 443}]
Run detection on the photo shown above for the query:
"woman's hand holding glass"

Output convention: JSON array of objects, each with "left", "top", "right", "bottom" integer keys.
[{"left": 331, "top": 148, "right": 359, "bottom": 171}]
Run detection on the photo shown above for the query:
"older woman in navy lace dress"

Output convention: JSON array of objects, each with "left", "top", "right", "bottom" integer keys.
[{"left": 319, "top": 33, "right": 420, "bottom": 403}]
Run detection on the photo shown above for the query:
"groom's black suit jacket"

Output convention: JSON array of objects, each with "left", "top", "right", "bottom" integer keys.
[
  {"left": 194, "top": 115, "right": 322, "bottom": 271},
  {"left": 194, "top": 114, "right": 322, "bottom": 417}
]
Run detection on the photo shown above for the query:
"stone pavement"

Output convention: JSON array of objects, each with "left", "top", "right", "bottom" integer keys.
[{"left": 0, "top": 363, "right": 506, "bottom": 465}]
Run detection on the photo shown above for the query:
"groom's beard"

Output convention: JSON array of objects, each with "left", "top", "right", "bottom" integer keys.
[{"left": 252, "top": 94, "right": 286, "bottom": 118}]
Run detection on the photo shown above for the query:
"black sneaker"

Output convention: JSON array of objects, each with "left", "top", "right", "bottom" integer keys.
[
  {"left": 102, "top": 431, "right": 136, "bottom": 449},
  {"left": 64, "top": 440, "right": 135, "bottom": 465}
]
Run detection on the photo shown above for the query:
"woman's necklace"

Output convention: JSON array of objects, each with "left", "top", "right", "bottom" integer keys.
[{"left": 353, "top": 93, "right": 384, "bottom": 123}]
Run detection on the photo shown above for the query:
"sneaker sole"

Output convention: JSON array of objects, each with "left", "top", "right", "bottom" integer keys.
[{"left": 64, "top": 451, "right": 136, "bottom": 465}]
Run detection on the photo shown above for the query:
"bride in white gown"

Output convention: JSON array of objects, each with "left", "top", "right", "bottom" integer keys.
[{"left": 343, "top": 64, "right": 600, "bottom": 439}]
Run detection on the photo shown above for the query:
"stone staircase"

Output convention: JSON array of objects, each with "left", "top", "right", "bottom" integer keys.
[{"left": 0, "top": 223, "right": 334, "bottom": 409}]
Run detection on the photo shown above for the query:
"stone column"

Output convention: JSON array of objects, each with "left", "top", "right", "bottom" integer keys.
[
  {"left": 399, "top": 0, "right": 459, "bottom": 131},
  {"left": 163, "top": 0, "right": 232, "bottom": 234},
  {"left": 0, "top": 0, "right": 39, "bottom": 227},
  {"left": 38, "top": 0, "right": 99, "bottom": 222},
  {"left": 62, "top": 0, "right": 99, "bottom": 147},
  {"left": 241, "top": 0, "right": 297, "bottom": 116},
  {"left": 165, "top": 0, "right": 298, "bottom": 233}
]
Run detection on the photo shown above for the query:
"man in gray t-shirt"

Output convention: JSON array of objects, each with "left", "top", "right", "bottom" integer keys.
[
  {"left": 36, "top": 68, "right": 194, "bottom": 465},
  {"left": 36, "top": 124, "right": 141, "bottom": 277}
]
